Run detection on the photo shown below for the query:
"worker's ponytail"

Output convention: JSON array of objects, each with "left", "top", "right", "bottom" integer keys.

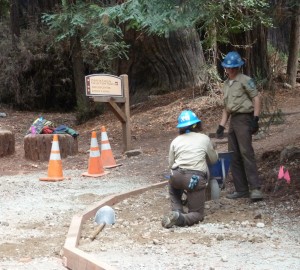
[{"left": 179, "top": 122, "right": 202, "bottom": 135}]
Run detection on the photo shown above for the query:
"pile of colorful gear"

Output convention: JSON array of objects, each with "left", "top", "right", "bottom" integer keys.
[{"left": 27, "top": 117, "right": 79, "bottom": 138}]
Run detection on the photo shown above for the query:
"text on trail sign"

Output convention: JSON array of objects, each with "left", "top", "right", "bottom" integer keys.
[{"left": 85, "top": 74, "right": 123, "bottom": 97}]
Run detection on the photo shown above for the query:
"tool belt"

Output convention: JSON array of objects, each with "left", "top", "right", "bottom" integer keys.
[
  {"left": 176, "top": 168, "right": 207, "bottom": 178},
  {"left": 231, "top": 112, "right": 253, "bottom": 117}
]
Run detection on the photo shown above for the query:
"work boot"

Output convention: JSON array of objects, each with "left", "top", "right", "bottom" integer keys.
[
  {"left": 250, "top": 189, "right": 263, "bottom": 200},
  {"left": 226, "top": 191, "right": 249, "bottom": 199},
  {"left": 161, "top": 211, "right": 184, "bottom": 228}
]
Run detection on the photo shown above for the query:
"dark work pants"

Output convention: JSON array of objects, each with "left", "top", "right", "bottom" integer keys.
[
  {"left": 228, "top": 113, "right": 261, "bottom": 192},
  {"left": 169, "top": 169, "right": 207, "bottom": 226}
]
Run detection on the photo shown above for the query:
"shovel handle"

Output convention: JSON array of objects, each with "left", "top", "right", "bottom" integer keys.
[{"left": 89, "top": 223, "right": 106, "bottom": 241}]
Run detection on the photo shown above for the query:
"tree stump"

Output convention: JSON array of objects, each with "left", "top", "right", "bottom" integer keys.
[
  {"left": 0, "top": 129, "right": 15, "bottom": 157},
  {"left": 24, "top": 134, "right": 78, "bottom": 161}
]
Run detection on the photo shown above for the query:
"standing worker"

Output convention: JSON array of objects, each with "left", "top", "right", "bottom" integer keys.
[
  {"left": 216, "top": 51, "right": 263, "bottom": 200},
  {"left": 162, "top": 110, "right": 218, "bottom": 228}
]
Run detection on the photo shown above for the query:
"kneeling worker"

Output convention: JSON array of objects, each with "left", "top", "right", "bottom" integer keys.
[{"left": 162, "top": 110, "right": 218, "bottom": 228}]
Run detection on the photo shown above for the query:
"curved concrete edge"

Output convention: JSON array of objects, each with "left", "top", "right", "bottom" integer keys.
[{"left": 63, "top": 180, "right": 168, "bottom": 270}]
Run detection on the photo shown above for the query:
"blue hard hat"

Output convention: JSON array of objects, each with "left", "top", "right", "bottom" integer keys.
[
  {"left": 177, "top": 110, "right": 201, "bottom": 128},
  {"left": 221, "top": 51, "right": 244, "bottom": 68}
]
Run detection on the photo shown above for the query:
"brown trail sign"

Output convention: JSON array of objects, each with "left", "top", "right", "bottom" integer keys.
[{"left": 85, "top": 74, "right": 131, "bottom": 152}]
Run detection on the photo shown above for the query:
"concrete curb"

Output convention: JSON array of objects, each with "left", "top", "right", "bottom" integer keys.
[{"left": 62, "top": 180, "right": 168, "bottom": 270}]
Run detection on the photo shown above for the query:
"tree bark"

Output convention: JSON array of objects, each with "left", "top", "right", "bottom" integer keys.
[
  {"left": 24, "top": 134, "right": 78, "bottom": 161},
  {"left": 268, "top": 0, "right": 291, "bottom": 54},
  {"left": 117, "top": 28, "right": 206, "bottom": 103},
  {"left": 0, "top": 130, "right": 15, "bottom": 157},
  {"left": 62, "top": 0, "right": 90, "bottom": 123},
  {"left": 10, "top": 0, "right": 20, "bottom": 47},
  {"left": 244, "top": 25, "right": 269, "bottom": 79},
  {"left": 218, "top": 25, "right": 269, "bottom": 80},
  {"left": 70, "top": 34, "right": 90, "bottom": 121},
  {"left": 287, "top": 4, "right": 300, "bottom": 89}
]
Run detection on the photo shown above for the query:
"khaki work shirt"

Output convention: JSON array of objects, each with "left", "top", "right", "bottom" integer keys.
[
  {"left": 169, "top": 132, "right": 218, "bottom": 173},
  {"left": 223, "top": 73, "right": 258, "bottom": 114}
]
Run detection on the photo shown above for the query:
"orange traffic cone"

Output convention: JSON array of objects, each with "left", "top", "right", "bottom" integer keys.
[
  {"left": 82, "top": 131, "right": 109, "bottom": 177},
  {"left": 40, "top": 134, "right": 65, "bottom": 182},
  {"left": 100, "top": 126, "right": 122, "bottom": 169}
]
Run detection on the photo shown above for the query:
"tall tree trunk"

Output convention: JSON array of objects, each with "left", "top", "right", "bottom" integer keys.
[
  {"left": 268, "top": 22, "right": 290, "bottom": 54},
  {"left": 218, "top": 25, "right": 269, "bottom": 80},
  {"left": 268, "top": 0, "right": 291, "bottom": 54},
  {"left": 117, "top": 28, "right": 206, "bottom": 103},
  {"left": 70, "top": 35, "right": 90, "bottom": 123},
  {"left": 287, "top": 4, "right": 300, "bottom": 89},
  {"left": 10, "top": 0, "right": 20, "bottom": 47},
  {"left": 64, "top": 0, "right": 91, "bottom": 123},
  {"left": 244, "top": 25, "right": 269, "bottom": 79}
]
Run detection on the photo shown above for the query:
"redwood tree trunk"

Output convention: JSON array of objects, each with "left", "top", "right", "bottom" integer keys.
[
  {"left": 287, "top": 5, "right": 300, "bottom": 88},
  {"left": 117, "top": 28, "right": 206, "bottom": 103},
  {"left": 218, "top": 25, "right": 269, "bottom": 80},
  {"left": 268, "top": 0, "right": 291, "bottom": 54},
  {"left": 65, "top": 0, "right": 91, "bottom": 123},
  {"left": 10, "top": 0, "right": 20, "bottom": 47},
  {"left": 70, "top": 34, "right": 90, "bottom": 121},
  {"left": 268, "top": 18, "right": 290, "bottom": 54},
  {"left": 244, "top": 25, "right": 269, "bottom": 79}
]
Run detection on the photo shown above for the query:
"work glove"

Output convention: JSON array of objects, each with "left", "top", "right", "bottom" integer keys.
[
  {"left": 216, "top": 125, "right": 225, "bottom": 139},
  {"left": 188, "top": 175, "right": 199, "bottom": 190},
  {"left": 251, "top": 116, "right": 259, "bottom": 135}
]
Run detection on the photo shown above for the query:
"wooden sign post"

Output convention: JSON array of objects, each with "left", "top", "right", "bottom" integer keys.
[{"left": 85, "top": 74, "right": 131, "bottom": 152}]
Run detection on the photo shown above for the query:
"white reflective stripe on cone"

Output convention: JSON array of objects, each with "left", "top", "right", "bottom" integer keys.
[
  {"left": 101, "top": 143, "right": 111, "bottom": 150},
  {"left": 91, "top": 138, "right": 98, "bottom": 147},
  {"left": 49, "top": 153, "right": 61, "bottom": 160},
  {"left": 52, "top": 142, "right": 60, "bottom": 151},
  {"left": 90, "top": 150, "right": 100, "bottom": 157},
  {"left": 101, "top": 132, "right": 109, "bottom": 141}
]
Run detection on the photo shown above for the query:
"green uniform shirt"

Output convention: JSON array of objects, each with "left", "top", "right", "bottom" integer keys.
[
  {"left": 169, "top": 132, "right": 218, "bottom": 173},
  {"left": 223, "top": 73, "right": 258, "bottom": 114}
]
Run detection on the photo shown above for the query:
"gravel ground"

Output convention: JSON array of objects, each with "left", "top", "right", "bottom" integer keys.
[
  {"left": 1, "top": 153, "right": 299, "bottom": 270},
  {"left": 0, "top": 168, "right": 148, "bottom": 270},
  {"left": 79, "top": 188, "right": 300, "bottom": 270}
]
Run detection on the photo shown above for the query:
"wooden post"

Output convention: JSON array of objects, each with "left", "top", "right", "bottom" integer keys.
[
  {"left": 120, "top": 74, "right": 131, "bottom": 152},
  {"left": 89, "top": 74, "right": 131, "bottom": 152}
]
